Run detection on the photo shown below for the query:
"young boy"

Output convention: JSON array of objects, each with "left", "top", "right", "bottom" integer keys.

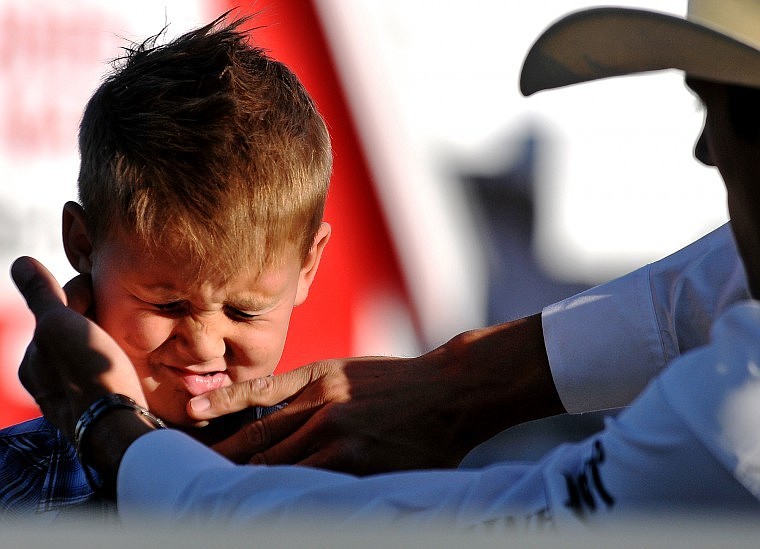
[{"left": 0, "top": 14, "right": 331, "bottom": 520}]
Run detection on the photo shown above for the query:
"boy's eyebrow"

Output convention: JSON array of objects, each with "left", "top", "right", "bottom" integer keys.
[
  {"left": 141, "top": 284, "right": 275, "bottom": 311},
  {"left": 225, "top": 295, "right": 276, "bottom": 312},
  {"left": 135, "top": 278, "right": 279, "bottom": 311},
  {"left": 139, "top": 284, "right": 185, "bottom": 298}
]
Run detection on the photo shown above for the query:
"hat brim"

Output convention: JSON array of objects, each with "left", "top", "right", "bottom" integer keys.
[{"left": 520, "top": 7, "right": 760, "bottom": 96}]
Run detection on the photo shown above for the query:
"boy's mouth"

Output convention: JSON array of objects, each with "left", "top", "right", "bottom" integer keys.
[{"left": 168, "top": 367, "right": 230, "bottom": 396}]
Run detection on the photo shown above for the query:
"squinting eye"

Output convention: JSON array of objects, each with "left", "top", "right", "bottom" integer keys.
[
  {"left": 225, "top": 306, "right": 257, "bottom": 321},
  {"left": 151, "top": 301, "right": 186, "bottom": 315}
]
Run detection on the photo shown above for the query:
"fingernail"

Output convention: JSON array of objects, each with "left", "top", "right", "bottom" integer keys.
[{"left": 190, "top": 396, "right": 210, "bottom": 412}]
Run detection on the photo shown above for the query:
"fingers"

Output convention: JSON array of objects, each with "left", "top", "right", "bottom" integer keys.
[
  {"left": 210, "top": 400, "right": 322, "bottom": 463},
  {"left": 13, "top": 257, "right": 83, "bottom": 437},
  {"left": 200, "top": 361, "right": 356, "bottom": 467},
  {"left": 13, "top": 255, "right": 146, "bottom": 405},
  {"left": 253, "top": 433, "right": 369, "bottom": 476},
  {"left": 188, "top": 369, "right": 314, "bottom": 421},
  {"left": 12, "top": 257, "right": 94, "bottom": 317},
  {"left": 63, "top": 274, "right": 94, "bottom": 316},
  {"left": 255, "top": 427, "right": 317, "bottom": 467},
  {"left": 11, "top": 256, "right": 67, "bottom": 315},
  {"left": 297, "top": 443, "right": 365, "bottom": 475},
  {"left": 13, "top": 258, "right": 91, "bottom": 358},
  {"left": 211, "top": 420, "right": 273, "bottom": 463},
  {"left": 188, "top": 377, "right": 280, "bottom": 419},
  {"left": 17, "top": 341, "right": 47, "bottom": 403}
]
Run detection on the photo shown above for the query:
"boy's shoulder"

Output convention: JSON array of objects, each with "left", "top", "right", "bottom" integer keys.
[
  {"left": 0, "top": 415, "right": 59, "bottom": 437},
  {"left": 0, "top": 416, "right": 65, "bottom": 463},
  {"left": 0, "top": 416, "right": 101, "bottom": 518}
]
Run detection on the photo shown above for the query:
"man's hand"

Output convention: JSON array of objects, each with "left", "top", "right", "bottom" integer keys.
[
  {"left": 62, "top": 270, "right": 95, "bottom": 319},
  {"left": 12, "top": 256, "right": 146, "bottom": 441},
  {"left": 188, "top": 314, "right": 565, "bottom": 474},
  {"left": 191, "top": 356, "right": 468, "bottom": 473}
]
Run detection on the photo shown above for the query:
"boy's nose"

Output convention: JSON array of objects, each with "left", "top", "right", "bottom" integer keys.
[{"left": 175, "top": 317, "right": 226, "bottom": 364}]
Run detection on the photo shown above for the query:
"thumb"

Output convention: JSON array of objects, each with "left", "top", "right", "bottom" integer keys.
[
  {"left": 188, "top": 373, "right": 305, "bottom": 421},
  {"left": 11, "top": 256, "right": 67, "bottom": 315}
]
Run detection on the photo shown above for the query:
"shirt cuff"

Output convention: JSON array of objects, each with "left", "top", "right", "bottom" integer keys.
[{"left": 542, "top": 265, "right": 665, "bottom": 413}]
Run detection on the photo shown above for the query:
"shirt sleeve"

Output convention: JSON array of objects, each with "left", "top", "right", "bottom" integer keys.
[
  {"left": 580, "top": 301, "right": 760, "bottom": 517},
  {"left": 656, "top": 301, "right": 760, "bottom": 501},
  {"left": 117, "top": 428, "right": 551, "bottom": 529},
  {"left": 542, "top": 223, "right": 748, "bottom": 413}
]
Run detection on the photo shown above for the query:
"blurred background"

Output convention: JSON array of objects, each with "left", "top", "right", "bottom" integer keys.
[{"left": 0, "top": 0, "right": 728, "bottom": 459}]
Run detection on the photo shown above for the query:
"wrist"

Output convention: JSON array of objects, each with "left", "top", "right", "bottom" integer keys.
[
  {"left": 440, "top": 313, "right": 564, "bottom": 450},
  {"left": 75, "top": 394, "right": 165, "bottom": 497}
]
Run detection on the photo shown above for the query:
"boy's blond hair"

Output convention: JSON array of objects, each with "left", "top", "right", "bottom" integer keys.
[{"left": 77, "top": 14, "right": 331, "bottom": 278}]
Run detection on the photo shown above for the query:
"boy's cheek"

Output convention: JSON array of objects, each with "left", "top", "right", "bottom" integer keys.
[
  {"left": 107, "top": 311, "right": 175, "bottom": 355},
  {"left": 230, "top": 333, "right": 290, "bottom": 380}
]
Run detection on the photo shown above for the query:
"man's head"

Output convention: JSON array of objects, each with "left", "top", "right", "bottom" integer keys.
[
  {"left": 62, "top": 14, "right": 332, "bottom": 432},
  {"left": 520, "top": 1, "right": 760, "bottom": 297},
  {"left": 687, "top": 78, "right": 760, "bottom": 298}
]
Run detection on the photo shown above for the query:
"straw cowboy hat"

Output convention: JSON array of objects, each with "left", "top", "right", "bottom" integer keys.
[{"left": 520, "top": 0, "right": 760, "bottom": 96}]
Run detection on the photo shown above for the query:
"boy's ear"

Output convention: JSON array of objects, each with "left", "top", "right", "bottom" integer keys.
[
  {"left": 294, "top": 222, "right": 331, "bottom": 306},
  {"left": 62, "top": 201, "right": 94, "bottom": 274}
]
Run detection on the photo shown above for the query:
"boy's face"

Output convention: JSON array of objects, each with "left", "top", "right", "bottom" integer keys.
[
  {"left": 70, "top": 219, "right": 328, "bottom": 427},
  {"left": 688, "top": 78, "right": 760, "bottom": 298}
]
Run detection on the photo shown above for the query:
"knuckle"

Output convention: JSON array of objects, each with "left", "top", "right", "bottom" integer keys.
[
  {"left": 319, "top": 375, "right": 351, "bottom": 404},
  {"left": 252, "top": 375, "right": 277, "bottom": 399},
  {"left": 249, "top": 452, "right": 267, "bottom": 465},
  {"left": 210, "top": 385, "right": 237, "bottom": 410},
  {"left": 207, "top": 376, "right": 280, "bottom": 414},
  {"left": 313, "top": 359, "right": 344, "bottom": 380},
  {"left": 229, "top": 376, "right": 277, "bottom": 404},
  {"left": 243, "top": 418, "right": 271, "bottom": 448}
]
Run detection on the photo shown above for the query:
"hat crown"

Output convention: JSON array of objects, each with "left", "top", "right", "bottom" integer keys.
[{"left": 689, "top": 0, "right": 760, "bottom": 50}]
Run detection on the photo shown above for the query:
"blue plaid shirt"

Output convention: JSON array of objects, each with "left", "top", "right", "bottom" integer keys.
[
  {"left": 0, "top": 416, "right": 113, "bottom": 522},
  {"left": 0, "top": 405, "right": 282, "bottom": 522}
]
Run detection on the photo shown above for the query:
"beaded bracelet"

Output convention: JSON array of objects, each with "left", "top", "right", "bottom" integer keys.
[{"left": 73, "top": 393, "right": 167, "bottom": 464}]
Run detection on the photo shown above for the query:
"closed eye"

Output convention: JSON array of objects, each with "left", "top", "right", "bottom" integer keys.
[
  {"left": 224, "top": 305, "right": 259, "bottom": 322},
  {"left": 151, "top": 301, "right": 188, "bottom": 316}
]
